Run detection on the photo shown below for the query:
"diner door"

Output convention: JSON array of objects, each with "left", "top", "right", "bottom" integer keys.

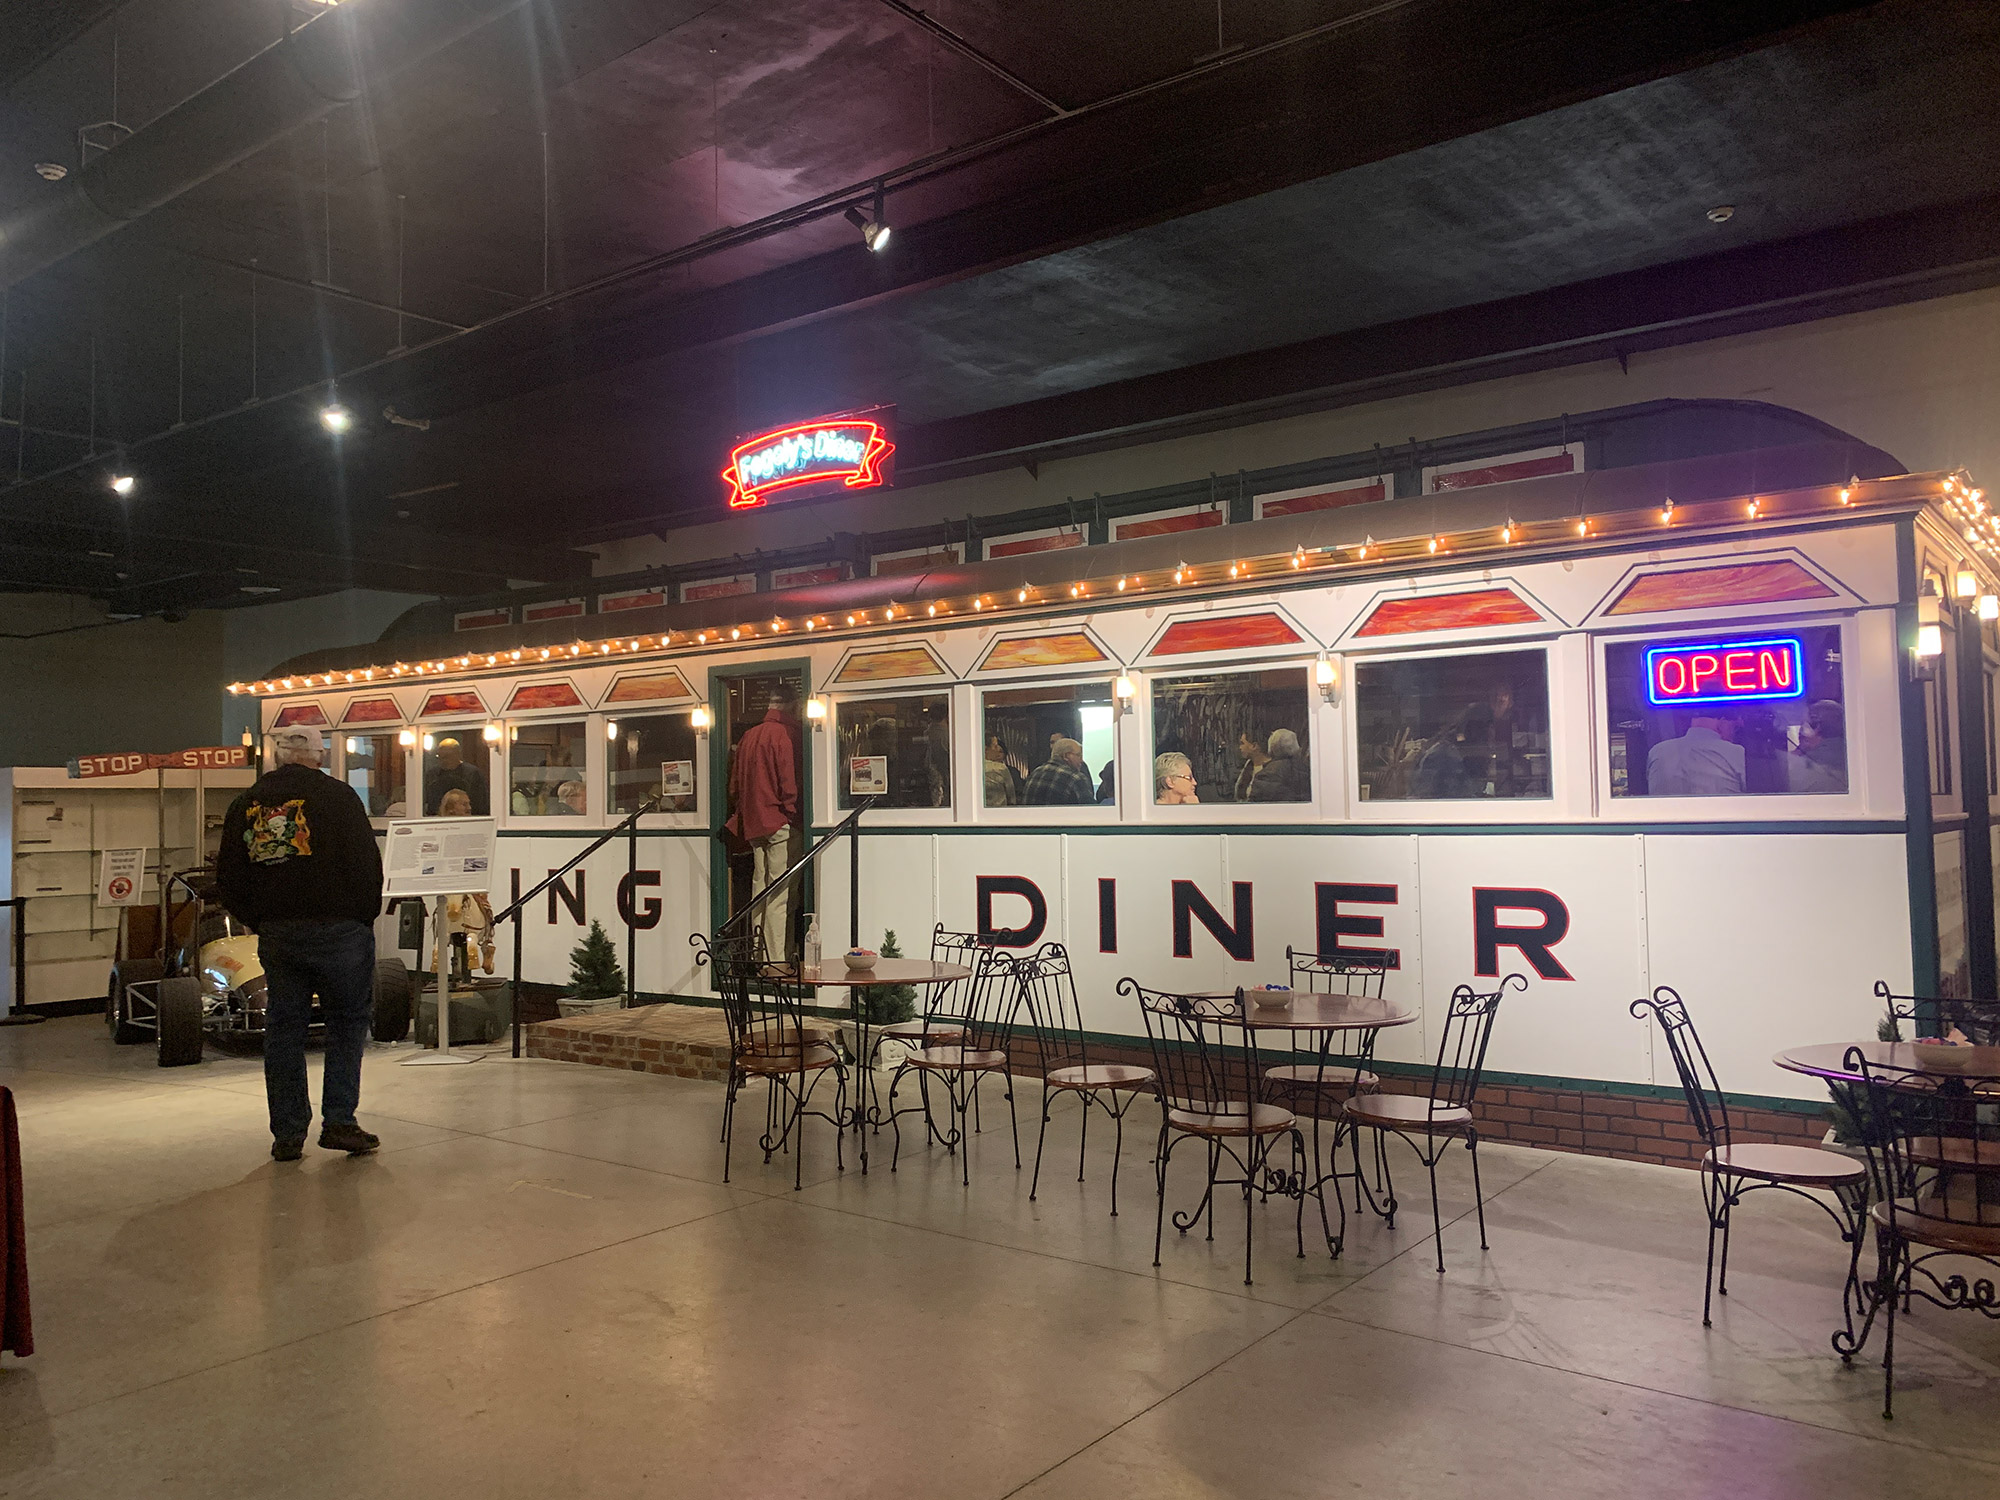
[{"left": 709, "top": 662, "right": 811, "bottom": 953}]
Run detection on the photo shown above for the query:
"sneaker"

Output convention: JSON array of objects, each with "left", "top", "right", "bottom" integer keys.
[
  {"left": 271, "top": 1137, "right": 305, "bottom": 1162},
  {"left": 317, "top": 1122, "right": 380, "bottom": 1155}
]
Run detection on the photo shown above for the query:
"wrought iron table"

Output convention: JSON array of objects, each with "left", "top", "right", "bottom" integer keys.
[
  {"left": 776, "top": 959, "right": 972, "bottom": 1174},
  {"left": 1197, "top": 991, "right": 1417, "bottom": 1257}
]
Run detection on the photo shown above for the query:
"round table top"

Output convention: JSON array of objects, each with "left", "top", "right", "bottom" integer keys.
[
  {"left": 781, "top": 959, "right": 971, "bottom": 989},
  {"left": 1773, "top": 1040, "right": 2000, "bottom": 1083},
  {"left": 1185, "top": 991, "right": 1415, "bottom": 1032}
]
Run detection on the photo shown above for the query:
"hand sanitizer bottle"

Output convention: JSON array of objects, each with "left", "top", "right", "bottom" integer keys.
[{"left": 802, "top": 916, "right": 821, "bottom": 971}]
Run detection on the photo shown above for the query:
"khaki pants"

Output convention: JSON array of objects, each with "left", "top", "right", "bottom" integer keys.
[{"left": 750, "top": 824, "right": 798, "bottom": 961}]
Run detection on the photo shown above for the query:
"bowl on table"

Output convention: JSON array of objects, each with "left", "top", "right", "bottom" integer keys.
[
  {"left": 1911, "top": 1037, "right": 1976, "bottom": 1070},
  {"left": 1245, "top": 984, "right": 1294, "bottom": 1011},
  {"left": 842, "top": 948, "right": 879, "bottom": 973}
]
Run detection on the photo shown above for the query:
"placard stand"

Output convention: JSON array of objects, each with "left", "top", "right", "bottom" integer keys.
[
  {"left": 403, "top": 891, "right": 479, "bottom": 1067},
  {"left": 380, "top": 816, "right": 498, "bottom": 1069}
]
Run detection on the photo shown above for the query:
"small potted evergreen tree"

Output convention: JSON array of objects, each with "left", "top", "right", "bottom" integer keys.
[
  {"left": 558, "top": 920, "right": 627, "bottom": 1016},
  {"left": 862, "top": 928, "right": 919, "bottom": 1068}
]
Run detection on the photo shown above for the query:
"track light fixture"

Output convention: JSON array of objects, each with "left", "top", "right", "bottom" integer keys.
[
  {"left": 109, "top": 473, "right": 134, "bottom": 496},
  {"left": 320, "top": 403, "right": 353, "bottom": 434},
  {"left": 844, "top": 184, "right": 892, "bottom": 252}
]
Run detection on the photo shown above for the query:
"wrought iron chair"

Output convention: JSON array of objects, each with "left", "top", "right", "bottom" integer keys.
[
  {"left": 701, "top": 927, "right": 848, "bottom": 1190},
  {"left": 1873, "top": 980, "right": 2000, "bottom": 1045},
  {"left": 1631, "top": 986, "right": 1867, "bottom": 1326},
  {"left": 1014, "top": 942, "right": 1156, "bottom": 1216},
  {"left": 1263, "top": 945, "right": 1392, "bottom": 1209},
  {"left": 1344, "top": 974, "right": 1524, "bottom": 1274},
  {"left": 870, "top": 924, "right": 979, "bottom": 1062},
  {"left": 886, "top": 943, "right": 1022, "bottom": 1185},
  {"left": 1128, "top": 980, "right": 1312, "bottom": 1286},
  {"left": 1851, "top": 1048, "right": 2000, "bottom": 1419}
]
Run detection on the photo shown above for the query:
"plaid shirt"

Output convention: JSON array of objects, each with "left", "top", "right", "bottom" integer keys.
[{"left": 1024, "top": 758, "right": 1096, "bottom": 806}]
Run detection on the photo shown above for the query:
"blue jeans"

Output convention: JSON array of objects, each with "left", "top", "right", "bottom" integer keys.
[{"left": 259, "top": 919, "right": 375, "bottom": 1140}]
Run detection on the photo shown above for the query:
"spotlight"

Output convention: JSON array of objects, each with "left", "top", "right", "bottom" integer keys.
[
  {"left": 319, "top": 403, "right": 353, "bottom": 434},
  {"left": 843, "top": 205, "right": 891, "bottom": 252},
  {"left": 109, "top": 473, "right": 134, "bottom": 496}
]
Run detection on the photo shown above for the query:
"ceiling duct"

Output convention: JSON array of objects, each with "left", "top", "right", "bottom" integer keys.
[{"left": 0, "top": 0, "right": 533, "bottom": 290}]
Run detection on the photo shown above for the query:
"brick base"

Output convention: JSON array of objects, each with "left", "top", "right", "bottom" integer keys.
[
  {"left": 525, "top": 1004, "right": 733, "bottom": 1083},
  {"left": 529, "top": 1005, "right": 1832, "bottom": 1168}
]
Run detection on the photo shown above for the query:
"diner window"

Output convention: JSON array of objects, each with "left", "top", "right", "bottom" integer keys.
[
  {"left": 982, "top": 681, "right": 1116, "bottom": 807},
  {"left": 509, "top": 720, "right": 589, "bottom": 815},
  {"left": 836, "top": 693, "right": 951, "bottom": 810},
  {"left": 421, "top": 731, "right": 491, "bottom": 816},
  {"left": 1150, "top": 667, "right": 1311, "bottom": 805},
  {"left": 1356, "top": 650, "right": 1550, "bottom": 801},
  {"left": 1603, "top": 624, "right": 1846, "bottom": 798},
  {"left": 609, "top": 713, "right": 699, "bottom": 815},
  {"left": 1927, "top": 625, "right": 1955, "bottom": 797},
  {"left": 343, "top": 733, "right": 408, "bottom": 817},
  {"left": 1984, "top": 667, "right": 1997, "bottom": 796}
]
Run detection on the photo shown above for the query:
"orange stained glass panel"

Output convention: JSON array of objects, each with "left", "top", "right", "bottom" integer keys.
[
  {"left": 271, "top": 703, "right": 330, "bottom": 728},
  {"left": 1355, "top": 588, "right": 1543, "bottom": 636},
  {"left": 834, "top": 648, "right": 945, "bottom": 684},
  {"left": 1149, "top": 612, "right": 1304, "bottom": 656},
  {"left": 605, "top": 670, "right": 695, "bottom": 704},
  {"left": 507, "top": 681, "right": 584, "bottom": 711},
  {"left": 978, "top": 632, "right": 1107, "bottom": 671},
  {"left": 987, "top": 531, "right": 1085, "bottom": 559},
  {"left": 419, "top": 690, "right": 484, "bottom": 717},
  {"left": 341, "top": 698, "right": 402, "bottom": 724},
  {"left": 1259, "top": 481, "right": 1385, "bottom": 518},
  {"left": 1113, "top": 509, "right": 1223, "bottom": 541},
  {"left": 1606, "top": 560, "right": 1837, "bottom": 616}
]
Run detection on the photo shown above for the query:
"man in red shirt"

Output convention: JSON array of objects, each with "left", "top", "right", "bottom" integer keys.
[{"left": 725, "top": 686, "right": 803, "bottom": 959}]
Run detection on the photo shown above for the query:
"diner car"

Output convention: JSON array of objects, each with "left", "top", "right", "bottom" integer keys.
[{"left": 244, "top": 399, "right": 1997, "bottom": 1110}]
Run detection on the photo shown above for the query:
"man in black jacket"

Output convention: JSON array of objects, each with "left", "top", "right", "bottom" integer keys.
[{"left": 217, "top": 726, "right": 386, "bottom": 1161}]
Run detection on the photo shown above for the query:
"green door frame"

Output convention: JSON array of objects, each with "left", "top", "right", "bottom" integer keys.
[{"left": 705, "top": 656, "right": 813, "bottom": 938}]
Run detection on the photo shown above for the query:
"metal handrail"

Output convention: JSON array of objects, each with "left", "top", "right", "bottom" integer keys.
[
  {"left": 716, "top": 796, "right": 878, "bottom": 948},
  {"left": 499, "top": 794, "right": 662, "bottom": 1057}
]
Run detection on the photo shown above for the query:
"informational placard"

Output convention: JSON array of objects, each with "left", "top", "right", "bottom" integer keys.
[
  {"left": 97, "top": 848, "right": 147, "bottom": 906},
  {"left": 382, "top": 817, "right": 497, "bottom": 897},
  {"left": 849, "top": 755, "right": 888, "bottom": 796},
  {"left": 661, "top": 760, "right": 695, "bottom": 797}
]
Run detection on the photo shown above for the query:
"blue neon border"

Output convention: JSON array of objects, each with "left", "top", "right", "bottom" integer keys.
[{"left": 1643, "top": 635, "right": 1807, "bottom": 708}]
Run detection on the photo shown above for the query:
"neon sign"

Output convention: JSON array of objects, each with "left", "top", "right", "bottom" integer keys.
[
  {"left": 1645, "top": 636, "right": 1805, "bottom": 707},
  {"left": 722, "top": 414, "right": 895, "bottom": 509}
]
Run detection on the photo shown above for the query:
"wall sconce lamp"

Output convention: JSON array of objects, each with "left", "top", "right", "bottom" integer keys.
[
  {"left": 1912, "top": 592, "right": 1943, "bottom": 680},
  {"left": 397, "top": 729, "right": 417, "bottom": 748},
  {"left": 805, "top": 696, "right": 828, "bottom": 729},
  {"left": 1113, "top": 675, "right": 1136, "bottom": 715},
  {"left": 1981, "top": 594, "right": 1999, "bottom": 623},
  {"left": 690, "top": 704, "right": 713, "bottom": 734},
  {"left": 483, "top": 723, "right": 502, "bottom": 743},
  {"left": 606, "top": 719, "right": 620, "bottom": 741},
  {"left": 421, "top": 733, "right": 435, "bottom": 752},
  {"left": 1315, "top": 655, "right": 1341, "bottom": 704}
]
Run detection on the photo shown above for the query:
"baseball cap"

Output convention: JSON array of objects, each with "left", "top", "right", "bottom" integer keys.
[{"left": 269, "top": 726, "right": 325, "bottom": 755}]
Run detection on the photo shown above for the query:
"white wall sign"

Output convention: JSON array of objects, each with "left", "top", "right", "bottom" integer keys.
[
  {"left": 849, "top": 756, "right": 888, "bottom": 795},
  {"left": 662, "top": 760, "right": 695, "bottom": 796},
  {"left": 96, "top": 848, "right": 147, "bottom": 906},
  {"left": 383, "top": 817, "right": 498, "bottom": 897}
]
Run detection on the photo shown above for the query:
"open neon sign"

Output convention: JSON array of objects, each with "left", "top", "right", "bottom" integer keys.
[
  {"left": 1645, "top": 636, "right": 1806, "bottom": 707},
  {"left": 722, "top": 416, "right": 895, "bottom": 509}
]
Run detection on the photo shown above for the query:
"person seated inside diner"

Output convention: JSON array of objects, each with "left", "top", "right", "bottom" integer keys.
[
  {"left": 984, "top": 733, "right": 1021, "bottom": 806},
  {"left": 1646, "top": 712, "right": 1745, "bottom": 796},
  {"left": 1096, "top": 760, "right": 1116, "bottom": 804},
  {"left": 1155, "top": 751, "right": 1199, "bottom": 804},
  {"left": 1232, "top": 731, "right": 1270, "bottom": 801},
  {"left": 554, "top": 779, "right": 587, "bottom": 815},
  {"left": 1789, "top": 699, "right": 1847, "bottom": 794},
  {"left": 1246, "top": 728, "right": 1309, "bottom": 801},
  {"left": 1025, "top": 737, "right": 1095, "bottom": 805}
]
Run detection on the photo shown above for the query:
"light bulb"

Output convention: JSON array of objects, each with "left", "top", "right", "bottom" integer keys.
[
  {"left": 606, "top": 720, "right": 619, "bottom": 740},
  {"left": 398, "top": 730, "right": 416, "bottom": 747},
  {"left": 483, "top": 724, "right": 501, "bottom": 743}
]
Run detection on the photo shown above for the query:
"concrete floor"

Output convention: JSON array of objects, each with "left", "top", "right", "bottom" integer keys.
[{"left": 1, "top": 1017, "right": 1996, "bottom": 1499}]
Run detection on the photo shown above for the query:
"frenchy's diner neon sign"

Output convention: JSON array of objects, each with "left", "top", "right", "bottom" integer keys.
[{"left": 723, "top": 417, "right": 895, "bottom": 508}]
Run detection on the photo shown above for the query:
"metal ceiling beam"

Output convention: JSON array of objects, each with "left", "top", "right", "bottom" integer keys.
[{"left": 0, "top": 0, "right": 540, "bottom": 290}]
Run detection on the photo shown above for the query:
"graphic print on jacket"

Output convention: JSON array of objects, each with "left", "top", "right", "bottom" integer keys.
[{"left": 244, "top": 799, "right": 313, "bottom": 864}]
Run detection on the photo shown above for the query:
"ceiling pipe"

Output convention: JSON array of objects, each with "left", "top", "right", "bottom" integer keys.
[{"left": 0, "top": 0, "right": 534, "bottom": 290}]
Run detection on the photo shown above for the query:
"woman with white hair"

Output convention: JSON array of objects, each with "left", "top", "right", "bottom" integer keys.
[
  {"left": 1246, "top": 728, "right": 1310, "bottom": 802},
  {"left": 1154, "top": 751, "right": 1199, "bottom": 804}
]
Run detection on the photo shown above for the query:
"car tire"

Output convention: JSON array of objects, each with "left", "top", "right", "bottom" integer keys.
[
  {"left": 372, "top": 959, "right": 413, "bottom": 1043},
  {"left": 107, "top": 959, "right": 162, "bottom": 1045},
  {"left": 156, "top": 977, "right": 205, "bottom": 1067}
]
